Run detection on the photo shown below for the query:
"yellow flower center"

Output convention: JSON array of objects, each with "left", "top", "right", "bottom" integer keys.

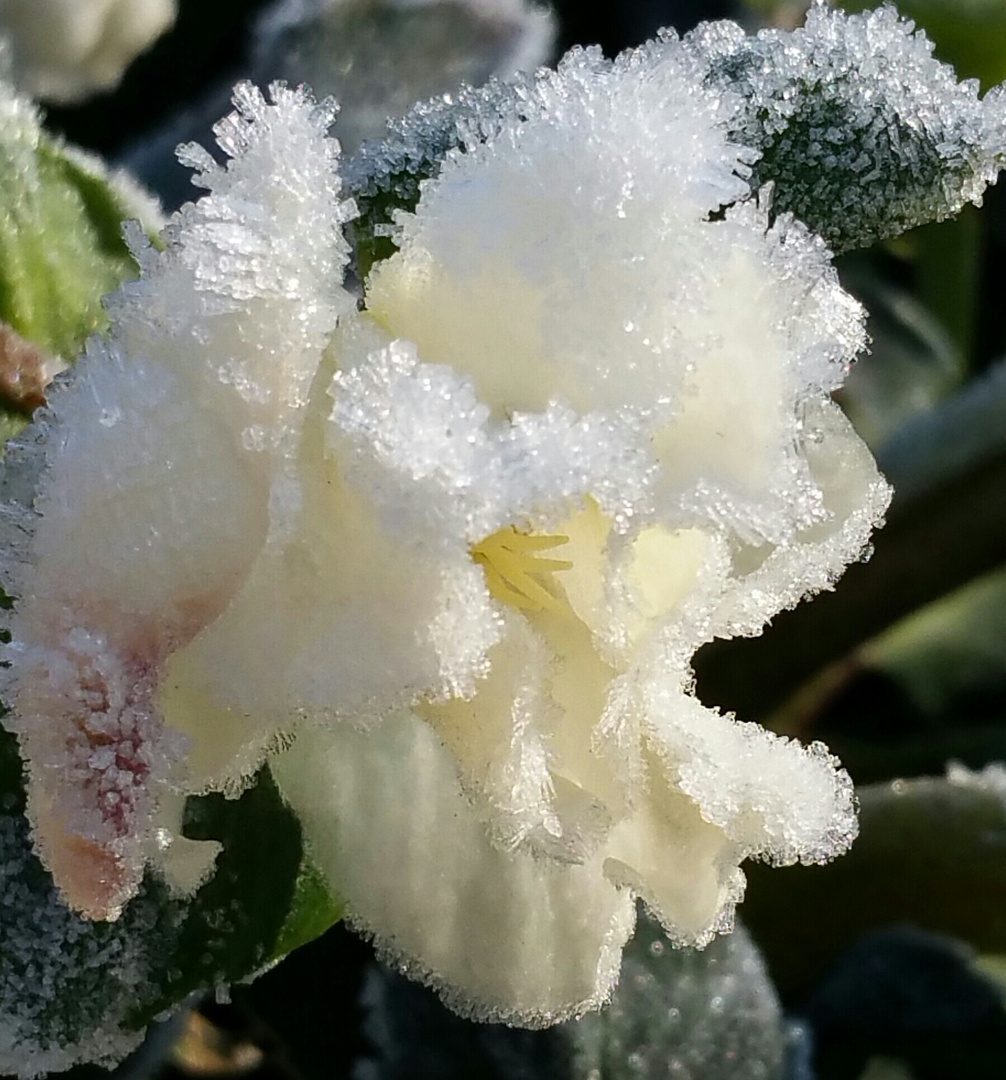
[{"left": 470, "top": 527, "right": 573, "bottom": 613}]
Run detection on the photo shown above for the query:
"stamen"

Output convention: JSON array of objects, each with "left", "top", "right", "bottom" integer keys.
[{"left": 470, "top": 527, "right": 572, "bottom": 613}]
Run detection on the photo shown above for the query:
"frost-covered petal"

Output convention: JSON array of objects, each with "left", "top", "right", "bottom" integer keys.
[
  {"left": 710, "top": 398, "right": 892, "bottom": 639},
  {"left": 4, "top": 347, "right": 263, "bottom": 918},
  {"left": 0, "top": 5, "right": 908, "bottom": 1041},
  {"left": 601, "top": 769, "right": 741, "bottom": 946},
  {"left": 641, "top": 686, "right": 857, "bottom": 868},
  {"left": 418, "top": 615, "right": 564, "bottom": 855},
  {"left": 329, "top": 314, "right": 654, "bottom": 544},
  {"left": 365, "top": 43, "right": 752, "bottom": 419},
  {"left": 159, "top": 338, "right": 503, "bottom": 789},
  {"left": 2, "top": 81, "right": 357, "bottom": 918},
  {"left": 364, "top": 41, "right": 868, "bottom": 556},
  {"left": 272, "top": 712, "right": 636, "bottom": 1025}
]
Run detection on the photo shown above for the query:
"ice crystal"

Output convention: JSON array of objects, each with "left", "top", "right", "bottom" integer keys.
[
  {"left": 346, "top": 2, "right": 1006, "bottom": 257},
  {"left": 0, "top": 0, "right": 177, "bottom": 104}
]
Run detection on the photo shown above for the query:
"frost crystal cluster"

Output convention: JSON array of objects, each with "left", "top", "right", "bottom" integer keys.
[
  {"left": 9, "top": 1, "right": 1004, "bottom": 1040},
  {"left": 347, "top": 3, "right": 1006, "bottom": 257},
  {"left": 0, "top": 0, "right": 177, "bottom": 103}
]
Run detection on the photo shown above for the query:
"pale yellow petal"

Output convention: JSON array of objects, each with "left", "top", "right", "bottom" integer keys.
[{"left": 271, "top": 714, "right": 636, "bottom": 1026}]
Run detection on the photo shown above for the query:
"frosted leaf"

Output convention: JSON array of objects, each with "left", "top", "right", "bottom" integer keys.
[
  {"left": 0, "top": 739, "right": 174, "bottom": 1077},
  {"left": 1, "top": 81, "right": 356, "bottom": 919},
  {"left": 569, "top": 912, "right": 785, "bottom": 1080},
  {"left": 691, "top": 2, "right": 1006, "bottom": 252},
  {"left": 347, "top": 3, "right": 1006, "bottom": 259},
  {"left": 0, "top": 728, "right": 312, "bottom": 1079},
  {"left": 353, "top": 912, "right": 784, "bottom": 1080},
  {"left": 0, "top": 0, "right": 177, "bottom": 104}
]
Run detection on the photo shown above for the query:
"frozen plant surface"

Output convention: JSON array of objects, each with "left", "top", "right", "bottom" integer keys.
[
  {"left": 0, "top": 0, "right": 177, "bottom": 104},
  {"left": 696, "top": 1, "right": 1006, "bottom": 252},
  {"left": 2, "top": 79, "right": 355, "bottom": 922},
  {"left": 16, "top": 1, "right": 1002, "bottom": 1052},
  {"left": 346, "top": 2, "right": 1006, "bottom": 257},
  {"left": 0, "top": 72, "right": 161, "bottom": 369},
  {"left": 569, "top": 912, "right": 784, "bottom": 1080},
  {"left": 353, "top": 910, "right": 784, "bottom": 1080},
  {"left": 0, "top": 794, "right": 175, "bottom": 1077}
]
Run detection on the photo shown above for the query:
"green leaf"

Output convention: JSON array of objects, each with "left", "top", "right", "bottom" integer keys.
[
  {"left": 0, "top": 89, "right": 142, "bottom": 364},
  {"left": 131, "top": 767, "right": 306, "bottom": 1026},
  {"left": 0, "top": 408, "right": 28, "bottom": 447},
  {"left": 860, "top": 563, "right": 1006, "bottom": 719},
  {"left": 742, "top": 768, "right": 1006, "bottom": 994},
  {"left": 268, "top": 856, "right": 344, "bottom": 965}
]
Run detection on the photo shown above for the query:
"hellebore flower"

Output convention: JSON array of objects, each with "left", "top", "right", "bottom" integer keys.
[{"left": 2, "top": 33, "right": 891, "bottom": 1026}]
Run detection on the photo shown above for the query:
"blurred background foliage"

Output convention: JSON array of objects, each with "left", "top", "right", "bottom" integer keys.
[{"left": 5, "top": 1, "right": 1006, "bottom": 1079}]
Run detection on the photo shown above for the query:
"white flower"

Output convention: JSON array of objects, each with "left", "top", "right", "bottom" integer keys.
[
  {"left": 0, "top": 0, "right": 176, "bottom": 103},
  {"left": 2, "top": 33, "right": 890, "bottom": 1027}
]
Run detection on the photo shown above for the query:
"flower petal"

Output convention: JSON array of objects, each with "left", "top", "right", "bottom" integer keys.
[
  {"left": 642, "top": 686, "right": 857, "bottom": 868},
  {"left": 601, "top": 759, "right": 741, "bottom": 946},
  {"left": 271, "top": 712, "right": 636, "bottom": 1026}
]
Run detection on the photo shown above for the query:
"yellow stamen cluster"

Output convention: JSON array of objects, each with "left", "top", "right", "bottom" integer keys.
[{"left": 470, "top": 527, "right": 572, "bottom": 613}]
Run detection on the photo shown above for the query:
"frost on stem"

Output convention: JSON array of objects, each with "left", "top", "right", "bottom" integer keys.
[
  {"left": 346, "top": 2, "right": 1006, "bottom": 259},
  {"left": 2, "top": 13, "right": 903, "bottom": 1042}
]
